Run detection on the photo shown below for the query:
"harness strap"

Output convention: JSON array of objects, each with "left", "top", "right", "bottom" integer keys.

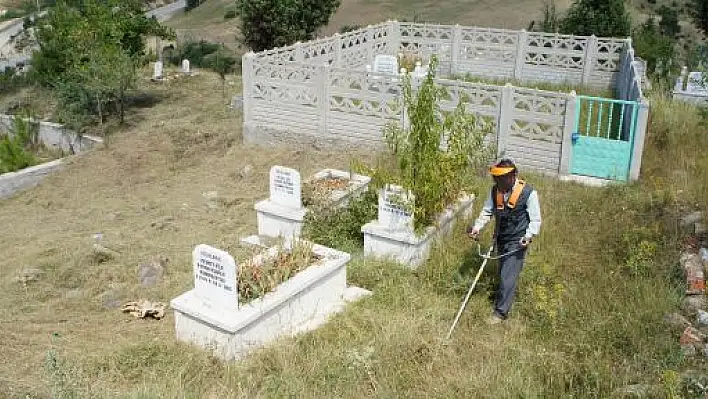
[
  {"left": 507, "top": 179, "right": 526, "bottom": 209},
  {"left": 493, "top": 179, "right": 526, "bottom": 210}
]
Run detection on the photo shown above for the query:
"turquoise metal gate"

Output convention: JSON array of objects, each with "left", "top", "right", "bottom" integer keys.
[{"left": 570, "top": 96, "right": 640, "bottom": 181}]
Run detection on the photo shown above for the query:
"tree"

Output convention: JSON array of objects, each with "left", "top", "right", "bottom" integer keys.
[
  {"left": 560, "top": 0, "right": 631, "bottom": 37},
  {"left": 657, "top": 5, "right": 681, "bottom": 38},
  {"left": 203, "top": 46, "right": 239, "bottom": 97},
  {"left": 235, "top": 0, "right": 341, "bottom": 52},
  {"left": 31, "top": 0, "right": 172, "bottom": 87},
  {"left": 689, "top": 0, "right": 708, "bottom": 36},
  {"left": 632, "top": 17, "right": 677, "bottom": 81}
]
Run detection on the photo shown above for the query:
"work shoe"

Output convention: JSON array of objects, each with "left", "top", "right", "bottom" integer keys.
[{"left": 487, "top": 313, "right": 504, "bottom": 325}]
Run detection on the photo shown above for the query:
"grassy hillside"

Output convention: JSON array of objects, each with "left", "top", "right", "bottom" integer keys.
[{"left": 0, "top": 60, "right": 707, "bottom": 397}]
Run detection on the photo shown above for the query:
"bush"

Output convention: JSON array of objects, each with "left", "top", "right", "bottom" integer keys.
[
  {"left": 302, "top": 189, "right": 378, "bottom": 253},
  {"left": 235, "top": 0, "right": 341, "bottom": 52},
  {"left": 354, "top": 56, "right": 495, "bottom": 233},
  {"left": 559, "top": 0, "right": 631, "bottom": 37},
  {"left": 224, "top": 10, "right": 236, "bottom": 19},
  {"left": 185, "top": 0, "right": 205, "bottom": 12},
  {"left": 165, "top": 40, "right": 220, "bottom": 68},
  {"left": 0, "top": 135, "right": 35, "bottom": 174},
  {"left": 632, "top": 17, "right": 677, "bottom": 82}
]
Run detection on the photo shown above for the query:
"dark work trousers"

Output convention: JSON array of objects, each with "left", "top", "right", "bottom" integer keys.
[{"left": 494, "top": 239, "right": 527, "bottom": 319}]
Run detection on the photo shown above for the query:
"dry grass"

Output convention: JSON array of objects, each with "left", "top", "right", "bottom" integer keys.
[{"left": 0, "top": 51, "right": 707, "bottom": 399}]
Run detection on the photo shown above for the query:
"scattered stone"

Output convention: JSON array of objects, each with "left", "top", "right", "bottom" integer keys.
[
  {"left": 92, "top": 244, "right": 119, "bottom": 263},
  {"left": 240, "top": 164, "right": 253, "bottom": 178},
  {"left": 15, "top": 268, "right": 44, "bottom": 285},
  {"left": 100, "top": 290, "right": 122, "bottom": 309},
  {"left": 202, "top": 191, "right": 220, "bottom": 209},
  {"left": 683, "top": 295, "right": 708, "bottom": 316},
  {"left": 698, "top": 310, "right": 708, "bottom": 327},
  {"left": 122, "top": 299, "right": 166, "bottom": 320},
  {"left": 682, "top": 211, "right": 704, "bottom": 227},
  {"left": 697, "top": 223, "right": 706, "bottom": 235},
  {"left": 64, "top": 289, "right": 84, "bottom": 299},
  {"left": 138, "top": 255, "right": 168, "bottom": 287},
  {"left": 683, "top": 344, "right": 698, "bottom": 356},
  {"left": 681, "top": 326, "right": 706, "bottom": 346},
  {"left": 664, "top": 312, "right": 692, "bottom": 331},
  {"left": 682, "top": 253, "right": 706, "bottom": 294},
  {"left": 150, "top": 216, "right": 176, "bottom": 231}
]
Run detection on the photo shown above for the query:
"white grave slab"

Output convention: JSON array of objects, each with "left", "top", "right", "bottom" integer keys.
[
  {"left": 378, "top": 185, "right": 414, "bottom": 231},
  {"left": 182, "top": 59, "right": 190, "bottom": 74},
  {"left": 269, "top": 166, "right": 302, "bottom": 209},
  {"left": 193, "top": 244, "right": 238, "bottom": 309},
  {"left": 153, "top": 61, "right": 163, "bottom": 79}
]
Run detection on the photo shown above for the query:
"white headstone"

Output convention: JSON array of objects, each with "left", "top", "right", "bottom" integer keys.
[
  {"left": 153, "top": 61, "right": 163, "bottom": 79},
  {"left": 181, "top": 59, "right": 190, "bottom": 74},
  {"left": 193, "top": 244, "right": 238, "bottom": 309},
  {"left": 269, "top": 166, "right": 302, "bottom": 209},
  {"left": 378, "top": 184, "right": 414, "bottom": 230}
]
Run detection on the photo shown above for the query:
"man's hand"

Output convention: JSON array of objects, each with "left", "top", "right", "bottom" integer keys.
[
  {"left": 466, "top": 226, "right": 480, "bottom": 240},
  {"left": 520, "top": 236, "right": 532, "bottom": 248}
]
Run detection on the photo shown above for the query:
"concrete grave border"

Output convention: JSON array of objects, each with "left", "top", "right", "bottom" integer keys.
[{"left": 170, "top": 237, "right": 371, "bottom": 362}]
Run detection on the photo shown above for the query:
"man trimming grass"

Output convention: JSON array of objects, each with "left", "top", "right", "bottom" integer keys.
[{"left": 467, "top": 158, "right": 542, "bottom": 325}]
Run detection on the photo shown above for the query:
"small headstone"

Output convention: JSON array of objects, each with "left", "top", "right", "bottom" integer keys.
[
  {"left": 269, "top": 166, "right": 302, "bottom": 209},
  {"left": 193, "top": 244, "right": 238, "bottom": 309},
  {"left": 181, "top": 59, "right": 190, "bottom": 74},
  {"left": 230, "top": 95, "right": 244, "bottom": 111},
  {"left": 378, "top": 185, "right": 414, "bottom": 230},
  {"left": 153, "top": 61, "right": 163, "bottom": 80},
  {"left": 138, "top": 255, "right": 168, "bottom": 287}
]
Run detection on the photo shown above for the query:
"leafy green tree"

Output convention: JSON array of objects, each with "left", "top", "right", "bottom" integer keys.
[
  {"left": 31, "top": 0, "right": 172, "bottom": 87},
  {"left": 235, "top": 0, "right": 341, "bottom": 52},
  {"left": 560, "top": 0, "right": 631, "bottom": 37},
  {"left": 657, "top": 5, "right": 681, "bottom": 38},
  {"left": 632, "top": 17, "right": 676, "bottom": 81},
  {"left": 689, "top": 0, "right": 708, "bottom": 36},
  {"left": 203, "top": 46, "right": 239, "bottom": 96}
]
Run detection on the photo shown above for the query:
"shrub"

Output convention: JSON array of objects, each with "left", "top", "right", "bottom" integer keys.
[
  {"left": 354, "top": 55, "right": 495, "bottom": 233},
  {"left": 302, "top": 189, "right": 378, "bottom": 253},
  {"left": 165, "top": 40, "right": 220, "bottom": 68},
  {"left": 224, "top": 10, "right": 237, "bottom": 19},
  {"left": 235, "top": 0, "right": 341, "bottom": 52},
  {"left": 559, "top": 0, "right": 631, "bottom": 37},
  {"left": 339, "top": 24, "right": 361, "bottom": 34},
  {"left": 0, "top": 135, "right": 35, "bottom": 174}
]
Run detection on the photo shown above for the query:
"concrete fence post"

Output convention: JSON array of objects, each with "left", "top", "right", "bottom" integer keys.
[
  {"left": 241, "top": 52, "right": 256, "bottom": 143},
  {"left": 388, "top": 20, "right": 401, "bottom": 55},
  {"left": 581, "top": 35, "right": 597, "bottom": 86},
  {"left": 560, "top": 91, "right": 577, "bottom": 175},
  {"left": 629, "top": 98, "right": 650, "bottom": 181},
  {"left": 496, "top": 83, "right": 515, "bottom": 158},
  {"left": 450, "top": 24, "right": 462, "bottom": 76},
  {"left": 514, "top": 29, "right": 528, "bottom": 81},
  {"left": 366, "top": 25, "right": 374, "bottom": 64},
  {"left": 334, "top": 33, "right": 342, "bottom": 67},
  {"left": 319, "top": 63, "right": 330, "bottom": 137}
]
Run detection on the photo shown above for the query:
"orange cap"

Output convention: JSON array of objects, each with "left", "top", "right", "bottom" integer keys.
[{"left": 489, "top": 166, "right": 515, "bottom": 176}]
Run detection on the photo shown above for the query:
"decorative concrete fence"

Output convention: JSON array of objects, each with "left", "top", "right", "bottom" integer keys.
[{"left": 242, "top": 21, "right": 649, "bottom": 182}]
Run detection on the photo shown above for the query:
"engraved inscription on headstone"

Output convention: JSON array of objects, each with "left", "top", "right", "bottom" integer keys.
[
  {"left": 269, "top": 166, "right": 302, "bottom": 209},
  {"left": 193, "top": 244, "right": 238, "bottom": 309},
  {"left": 378, "top": 184, "right": 414, "bottom": 230}
]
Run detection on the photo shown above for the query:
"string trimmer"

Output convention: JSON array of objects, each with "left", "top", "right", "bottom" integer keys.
[{"left": 445, "top": 239, "right": 525, "bottom": 340}]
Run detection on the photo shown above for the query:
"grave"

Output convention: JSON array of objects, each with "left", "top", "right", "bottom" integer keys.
[
  {"left": 171, "top": 240, "right": 371, "bottom": 362},
  {"left": 255, "top": 166, "right": 371, "bottom": 242},
  {"left": 303, "top": 168, "right": 371, "bottom": 208},
  {"left": 181, "top": 59, "right": 191, "bottom": 75},
  {"left": 362, "top": 186, "right": 475, "bottom": 268},
  {"left": 254, "top": 166, "right": 306, "bottom": 243}
]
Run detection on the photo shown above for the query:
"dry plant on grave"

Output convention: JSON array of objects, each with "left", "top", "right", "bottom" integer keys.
[{"left": 237, "top": 239, "right": 323, "bottom": 303}]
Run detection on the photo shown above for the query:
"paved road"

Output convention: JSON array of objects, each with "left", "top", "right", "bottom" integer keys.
[{"left": 146, "top": 0, "right": 186, "bottom": 22}]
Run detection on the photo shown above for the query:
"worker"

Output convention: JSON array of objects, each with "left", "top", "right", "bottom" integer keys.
[{"left": 466, "top": 158, "right": 542, "bottom": 325}]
